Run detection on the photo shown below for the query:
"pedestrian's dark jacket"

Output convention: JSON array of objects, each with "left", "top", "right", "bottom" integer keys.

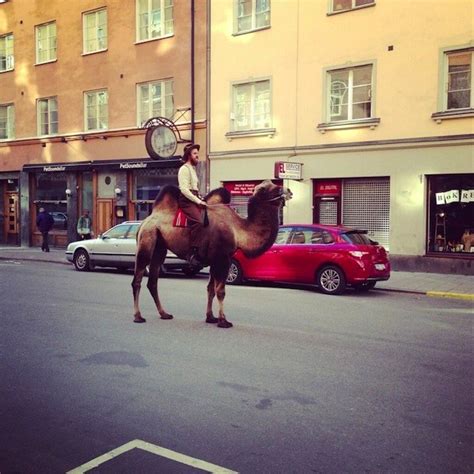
[{"left": 36, "top": 211, "right": 54, "bottom": 232}]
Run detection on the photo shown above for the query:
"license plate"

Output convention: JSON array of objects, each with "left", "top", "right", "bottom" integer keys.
[{"left": 375, "top": 263, "right": 386, "bottom": 271}]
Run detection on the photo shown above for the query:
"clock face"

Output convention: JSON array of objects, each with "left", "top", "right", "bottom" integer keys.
[{"left": 146, "top": 125, "right": 177, "bottom": 159}]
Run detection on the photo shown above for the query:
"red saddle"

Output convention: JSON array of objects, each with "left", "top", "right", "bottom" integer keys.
[{"left": 173, "top": 208, "right": 188, "bottom": 227}]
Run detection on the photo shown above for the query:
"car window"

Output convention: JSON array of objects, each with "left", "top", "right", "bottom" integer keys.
[
  {"left": 126, "top": 224, "right": 141, "bottom": 239},
  {"left": 290, "top": 228, "right": 335, "bottom": 245},
  {"left": 275, "top": 228, "right": 291, "bottom": 244},
  {"left": 103, "top": 224, "right": 131, "bottom": 239},
  {"left": 341, "top": 231, "right": 371, "bottom": 245}
]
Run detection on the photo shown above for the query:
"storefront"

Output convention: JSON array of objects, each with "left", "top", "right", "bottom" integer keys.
[
  {"left": 427, "top": 173, "right": 474, "bottom": 255},
  {"left": 223, "top": 180, "right": 284, "bottom": 223},
  {"left": 313, "top": 177, "right": 391, "bottom": 249},
  {"left": 0, "top": 172, "right": 20, "bottom": 245},
  {"left": 22, "top": 158, "right": 181, "bottom": 248}
]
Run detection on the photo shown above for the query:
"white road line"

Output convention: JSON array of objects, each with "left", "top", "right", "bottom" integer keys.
[{"left": 66, "top": 439, "right": 238, "bottom": 473}]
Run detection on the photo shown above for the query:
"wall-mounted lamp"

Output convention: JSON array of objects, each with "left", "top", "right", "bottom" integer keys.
[
  {"left": 114, "top": 187, "right": 122, "bottom": 197},
  {"left": 65, "top": 188, "right": 72, "bottom": 198}
]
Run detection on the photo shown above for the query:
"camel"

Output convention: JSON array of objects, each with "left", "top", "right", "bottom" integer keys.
[{"left": 131, "top": 180, "right": 292, "bottom": 328}]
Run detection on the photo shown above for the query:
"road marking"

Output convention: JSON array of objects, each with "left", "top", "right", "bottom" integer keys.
[
  {"left": 66, "top": 439, "right": 238, "bottom": 473},
  {"left": 427, "top": 291, "right": 474, "bottom": 301}
]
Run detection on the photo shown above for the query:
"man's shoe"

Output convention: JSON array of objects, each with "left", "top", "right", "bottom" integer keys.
[{"left": 187, "top": 247, "right": 202, "bottom": 267}]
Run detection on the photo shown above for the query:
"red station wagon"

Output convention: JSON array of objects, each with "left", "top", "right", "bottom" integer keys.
[{"left": 226, "top": 224, "right": 391, "bottom": 295}]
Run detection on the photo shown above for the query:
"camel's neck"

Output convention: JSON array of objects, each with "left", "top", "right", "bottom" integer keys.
[{"left": 238, "top": 200, "right": 280, "bottom": 258}]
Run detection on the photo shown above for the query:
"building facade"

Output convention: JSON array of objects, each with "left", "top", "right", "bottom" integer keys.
[
  {"left": 208, "top": 0, "right": 473, "bottom": 273},
  {"left": 0, "top": 0, "right": 207, "bottom": 247}
]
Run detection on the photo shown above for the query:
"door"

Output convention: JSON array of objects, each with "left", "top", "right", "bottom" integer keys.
[
  {"left": 97, "top": 199, "right": 113, "bottom": 236},
  {"left": 4, "top": 192, "right": 19, "bottom": 245}
]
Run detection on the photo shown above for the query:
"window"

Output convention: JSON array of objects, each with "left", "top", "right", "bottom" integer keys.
[
  {"left": 445, "top": 50, "right": 473, "bottom": 110},
  {"left": 327, "top": 64, "right": 372, "bottom": 122},
  {"left": 37, "top": 97, "right": 58, "bottom": 136},
  {"left": 35, "top": 172, "right": 67, "bottom": 231},
  {"left": 36, "top": 21, "right": 57, "bottom": 64},
  {"left": 427, "top": 174, "right": 474, "bottom": 255},
  {"left": 232, "top": 80, "right": 271, "bottom": 131},
  {"left": 331, "top": 0, "right": 374, "bottom": 13},
  {"left": 0, "top": 104, "right": 14, "bottom": 139},
  {"left": 0, "top": 33, "right": 14, "bottom": 72},
  {"left": 137, "top": 80, "right": 174, "bottom": 126},
  {"left": 235, "top": 0, "right": 270, "bottom": 34},
  {"left": 137, "top": 0, "right": 174, "bottom": 42},
  {"left": 83, "top": 8, "right": 107, "bottom": 54},
  {"left": 84, "top": 90, "right": 108, "bottom": 131}
]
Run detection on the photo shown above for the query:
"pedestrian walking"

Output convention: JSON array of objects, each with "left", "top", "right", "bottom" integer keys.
[
  {"left": 36, "top": 207, "right": 54, "bottom": 252},
  {"left": 77, "top": 209, "right": 92, "bottom": 240}
]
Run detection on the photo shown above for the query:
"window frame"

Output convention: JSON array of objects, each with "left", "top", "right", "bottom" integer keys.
[
  {"left": 37, "top": 97, "right": 58, "bottom": 137},
  {"left": 318, "top": 60, "right": 380, "bottom": 132},
  {"left": 82, "top": 7, "right": 108, "bottom": 55},
  {"left": 233, "top": 0, "right": 271, "bottom": 35},
  {"left": 230, "top": 78, "right": 273, "bottom": 133},
  {"left": 432, "top": 44, "right": 474, "bottom": 122},
  {"left": 84, "top": 89, "right": 109, "bottom": 132},
  {"left": 328, "top": 0, "right": 375, "bottom": 15},
  {"left": 35, "top": 21, "right": 57, "bottom": 65},
  {"left": 136, "top": 78, "right": 175, "bottom": 127},
  {"left": 0, "top": 32, "right": 14, "bottom": 72},
  {"left": 136, "top": 0, "right": 174, "bottom": 43},
  {"left": 0, "top": 103, "right": 15, "bottom": 140}
]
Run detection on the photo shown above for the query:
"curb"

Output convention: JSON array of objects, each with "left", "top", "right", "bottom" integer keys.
[
  {"left": 0, "top": 256, "right": 70, "bottom": 266},
  {"left": 427, "top": 291, "right": 474, "bottom": 301}
]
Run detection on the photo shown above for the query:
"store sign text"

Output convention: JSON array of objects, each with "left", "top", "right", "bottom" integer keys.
[
  {"left": 119, "top": 162, "right": 148, "bottom": 169},
  {"left": 43, "top": 166, "right": 66, "bottom": 172},
  {"left": 436, "top": 189, "right": 474, "bottom": 204}
]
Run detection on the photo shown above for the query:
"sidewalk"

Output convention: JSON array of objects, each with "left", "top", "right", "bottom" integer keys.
[{"left": 0, "top": 246, "right": 473, "bottom": 301}]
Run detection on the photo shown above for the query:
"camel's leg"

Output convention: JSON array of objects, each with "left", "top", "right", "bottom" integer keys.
[
  {"left": 147, "top": 244, "right": 173, "bottom": 320},
  {"left": 132, "top": 246, "right": 153, "bottom": 323},
  {"left": 205, "top": 275, "right": 218, "bottom": 324},
  {"left": 210, "top": 256, "right": 233, "bottom": 329}
]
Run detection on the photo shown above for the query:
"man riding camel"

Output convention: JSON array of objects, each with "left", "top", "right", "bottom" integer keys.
[{"left": 178, "top": 143, "right": 207, "bottom": 267}]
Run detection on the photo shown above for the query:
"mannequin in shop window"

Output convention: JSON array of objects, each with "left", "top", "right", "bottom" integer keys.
[{"left": 77, "top": 209, "right": 92, "bottom": 240}]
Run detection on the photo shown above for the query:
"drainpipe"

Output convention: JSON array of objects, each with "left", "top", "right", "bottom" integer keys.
[
  {"left": 191, "top": 0, "right": 195, "bottom": 144},
  {"left": 205, "top": 0, "right": 211, "bottom": 192}
]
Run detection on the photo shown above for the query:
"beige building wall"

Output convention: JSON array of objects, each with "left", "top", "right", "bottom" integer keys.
[{"left": 209, "top": 0, "right": 473, "bottom": 265}]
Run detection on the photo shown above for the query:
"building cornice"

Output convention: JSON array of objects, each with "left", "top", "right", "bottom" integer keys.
[{"left": 209, "top": 134, "right": 474, "bottom": 158}]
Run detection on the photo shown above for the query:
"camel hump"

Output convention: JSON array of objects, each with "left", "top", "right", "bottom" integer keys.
[
  {"left": 153, "top": 185, "right": 180, "bottom": 208},
  {"left": 204, "top": 187, "right": 231, "bottom": 205}
]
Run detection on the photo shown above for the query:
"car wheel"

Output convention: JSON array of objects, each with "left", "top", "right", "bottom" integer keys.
[
  {"left": 226, "top": 259, "right": 243, "bottom": 285},
  {"left": 182, "top": 266, "right": 201, "bottom": 277},
  {"left": 73, "top": 249, "right": 91, "bottom": 272},
  {"left": 354, "top": 281, "right": 376, "bottom": 292},
  {"left": 317, "top": 265, "right": 346, "bottom": 295}
]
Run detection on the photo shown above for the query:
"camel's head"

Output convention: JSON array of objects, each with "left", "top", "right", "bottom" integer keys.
[{"left": 253, "top": 180, "right": 293, "bottom": 206}]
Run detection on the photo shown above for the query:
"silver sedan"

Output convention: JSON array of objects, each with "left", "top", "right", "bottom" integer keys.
[{"left": 65, "top": 221, "right": 200, "bottom": 276}]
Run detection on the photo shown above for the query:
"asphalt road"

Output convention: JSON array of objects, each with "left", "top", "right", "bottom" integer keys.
[{"left": 0, "top": 260, "right": 472, "bottom": 473}]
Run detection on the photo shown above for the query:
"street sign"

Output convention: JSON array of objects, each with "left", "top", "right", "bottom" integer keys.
[{"left": 274, "top": 161, "right": 303, "bottom": 180}]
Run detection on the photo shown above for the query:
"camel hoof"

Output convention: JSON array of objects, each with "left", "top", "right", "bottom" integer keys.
[
  {"left": 217, "top": 320, "right": 233, "bottom": 328},
  {"left": 206, "top": 315, "right": 219, "bottom": 324},
  {"left": 134, "top": 316, "right": 146, "bottom": 323},
  {"left": 160, "top": 314, "right": 174, "bottom": 320}
]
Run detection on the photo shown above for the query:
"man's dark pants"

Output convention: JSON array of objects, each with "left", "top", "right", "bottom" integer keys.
[{"left": 41, "top": 232, "right": 50, "bottom": 252}]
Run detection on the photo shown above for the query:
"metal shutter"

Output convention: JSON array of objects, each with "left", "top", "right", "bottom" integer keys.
[
  {"left": 319, "top": 200, "right": 338, "bottom": 225},
  {"left": 342, "top": 178, "right": 390, "bottom": 250}
]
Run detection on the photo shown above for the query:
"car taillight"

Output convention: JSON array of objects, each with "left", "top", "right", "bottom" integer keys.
[{"left": 349, "top": 250, "right": 369, "bottom": 258}]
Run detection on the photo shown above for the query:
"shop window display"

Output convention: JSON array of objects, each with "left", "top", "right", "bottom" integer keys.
[
  {"left": 35, "top": 172, "right": 68, "bottom": 230},
  {"left": 133, "top": 168, "right": 177, "bottom": 221},
  {"left": 427, "top": 174, "right": 473, "bottom": 254}
]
